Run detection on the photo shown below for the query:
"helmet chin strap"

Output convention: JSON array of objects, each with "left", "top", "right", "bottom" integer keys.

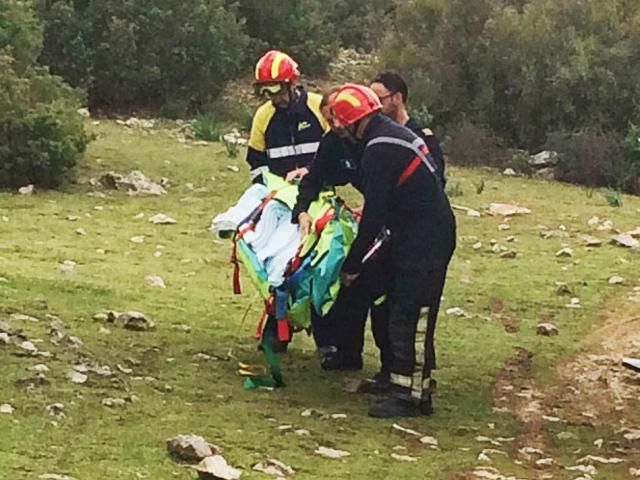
[{"left": 344, "top": 119, "right": 363, "bottom": 143}]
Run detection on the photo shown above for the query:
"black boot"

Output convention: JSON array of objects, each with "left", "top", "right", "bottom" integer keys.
[
  {"left": 357, "top": 370, "right": 391, "bottom": 394},
  {"left": 419, "top": 394, "right": 434, "bottom": 416},
  {"left": 368, "top": 394, "right": 421, "bottom": 418},
  {"left": 320, "top": 349, "right": 363, "bottom": 371}
]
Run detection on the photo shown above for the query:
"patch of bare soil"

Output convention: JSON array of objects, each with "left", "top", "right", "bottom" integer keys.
[
  {"left": 545, "top": 305, "right": 640, "bottom": 427},
  {"left": 457, "top": 287, "right": 640, "bottom": 480}
]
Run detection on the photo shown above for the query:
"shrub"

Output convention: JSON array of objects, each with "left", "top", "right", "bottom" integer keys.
[
  {"left": 34, "top": 0, "right": 250, "bottom": 113},
  {"left": 380, "top": 0, "right": 640, "bottom": 150},
  {"left": 545, "top": 129, "right": 631, "bottom": 192},
  {"left": 444, "top": 121, "right": 509, "bottom": 169},
  {"left": 191, "top": 112, "right": 222, "bottom": 142},
  {"left": 0, "top": 0, "right": 42, "bottom": 72},
  {"left": 236, "top": 0, "right": 339, "bottom": 75},
  {"left": 0, "top": 54, "right": 88, "bottom": 189}
]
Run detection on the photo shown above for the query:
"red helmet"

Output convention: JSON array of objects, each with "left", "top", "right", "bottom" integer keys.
[
  {"left": 255, "top": 50, "right": 300, "bottom": 83},
  {"left": 331, "top": 83, "right": 382, "bottom": 127}
]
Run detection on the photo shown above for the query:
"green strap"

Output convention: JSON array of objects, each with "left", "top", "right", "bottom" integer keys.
[{"left": 244, "top": 325, "right": 285, "bottom": 389}]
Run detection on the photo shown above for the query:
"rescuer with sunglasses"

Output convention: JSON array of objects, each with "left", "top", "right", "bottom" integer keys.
[{"left": 247, "top": 50, "right": 329, "bottom": 183}]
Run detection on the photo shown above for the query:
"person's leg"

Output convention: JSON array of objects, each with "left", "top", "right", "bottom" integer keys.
[
  {"left": 321, "top": 278, "right": 370, "bottom": 370},
  {"left": 370, "top": 299, "right": 392, "bottom": 375},
  {"left": 369, "top": 267, "right": 445, "bottom": 417},
  {"left": 310, "top": 308, "right": 334, "bottom": 350},
  {"left": 357, "top": 298, "right": 392, "bottom": 393}
]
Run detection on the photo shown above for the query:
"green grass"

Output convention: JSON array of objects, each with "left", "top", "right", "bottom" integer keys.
[{"left": 1, "top": 121, "right": 639, "bottom": 479}]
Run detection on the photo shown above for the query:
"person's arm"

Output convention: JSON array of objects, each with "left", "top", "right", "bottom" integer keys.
[
  {"left": 291, "top": 134, "right": 336, "bottom": 222},
  {"left": 246, "top": 104, "right": 273, "bottom": 181},
  {"left": 341, "top": 146, "right": 396, "bottom": 275}
]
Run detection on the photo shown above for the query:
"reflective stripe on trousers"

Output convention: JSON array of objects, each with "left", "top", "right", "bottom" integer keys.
[{"left": 390, "top": 306, "right": 432, "bottom": 400}]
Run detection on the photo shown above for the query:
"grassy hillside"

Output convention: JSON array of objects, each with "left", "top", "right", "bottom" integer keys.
[{"left": 0, "top": 121, "right": 639, "bottom": 479}]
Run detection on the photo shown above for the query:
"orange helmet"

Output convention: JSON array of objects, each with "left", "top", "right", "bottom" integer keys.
[
  {"left": 331, "top": 83, "right": 382, "bottom": 127},
  {"left": 255, "top": 50, "right": 300, "bottom": 84}
]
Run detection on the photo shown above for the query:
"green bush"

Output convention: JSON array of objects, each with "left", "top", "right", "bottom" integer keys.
[
  {"left": 444, "top": 120, "right": 510, "bottom": 169},
  {"left": 544, "top": 128, "right": 640, "bottom": 193},
  {"left": 191, "top": 112, "right": 222, "bottom": 142},
  {"left": 380, "top": 0, "right": 640, "bottom": 150},
  {"left": 0, "top": 0, "right": 87, "bottom": 189},
  {"left": 34, "top": 0, "right": 250, "bottom": 113},
  {"left": 236, "top": 0, "right": 339, "bottom": 75},
  {"left": 0, "top": 0, "right": 43, "bottom": 72},
  {"left": 0, "top": 54, "right": 88, "bottom": 189}
]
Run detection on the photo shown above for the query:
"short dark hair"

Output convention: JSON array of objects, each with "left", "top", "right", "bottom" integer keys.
[
  {"left": 371, "top": 72, "right": 409, "bottom": 103},
  {"left": 320, "top": 87, "right": 340, "bottom": 109}
]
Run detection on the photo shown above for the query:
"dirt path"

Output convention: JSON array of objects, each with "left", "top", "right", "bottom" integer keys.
[{"left": 458, "top": 285, "right": 640, "bottom": 480}]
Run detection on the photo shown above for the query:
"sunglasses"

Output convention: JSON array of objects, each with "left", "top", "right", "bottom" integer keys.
[{"left": 255, "top": 83, "right": 284, "bottom": 97}]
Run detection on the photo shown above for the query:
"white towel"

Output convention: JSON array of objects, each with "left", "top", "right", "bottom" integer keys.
[{"left": 209, "top": 184, "right": 268, "bottom": 238}]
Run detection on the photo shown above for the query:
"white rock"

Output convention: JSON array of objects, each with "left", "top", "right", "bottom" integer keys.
[
  {"left": 39, "top": 474, "right": 77, "bottom": 480},
  {"left": 566, "top": 465, "right": 598, "bottom": 476},
  {"left": 536, "top": 458, "right": 554, "bottom": 467},
  {"left": 452, "top": 204, "right": 482, "bottom": 217},
  {"left": 130, "top": 236, "right": 145, "bottom": 244},
  {"left": 10, "top": 313, "right": 40, "bottom": 323},
  {"left": 498, "top": 224, "right": 510, "bottom": 231},
  {"left": 193, "top": 455, "right": 242, "bottom": 480},
  {"left": 577, "top": 454, "right": 624, "bottom": 464},
  {"left": 77, "top": 108, "right": 90, "bottom": 118},
  {"left": 446, "top": 307, "right": 466, "bottom": 317},
  {"left": 624, "top": 429, "right": 640, "bottom": 441},
  {"left": 608, "top": 276, "right": 624, "bottom": 285},
  {"left": 144, "top": 275, "right": 166, "bottom": 289},
  {"left": 473, "top": 242, "right": 483, "bottom": 250},
  {"left": 536, "top": 323, "right": 559, "bottom": 336},
  {"left": 488, "top": 203, "right": 531, "bottom": 216},
  {"left": 20, "top": 341, "right": 38, "bottom": 353},
  {"left": 579, "top": 234, "right": 602, "bottom": 247},
  {"left": 392, "top": 423, "right": 422, "bottom": 436},
  {"left": 0, "top": 332, "right": 10, "bottom": 344},
  {"left": 31, "top": 364, "right": 50, "bottom": 373},
  {"left": 75, "top": 228, "right": 86, "bottom": 236},
  {"left": 226, "top": 165, "right": 240, "bottom": 173},
  {"left": 102, "top": 398, "right": 126, "bottom": 407},
  {"left": 478, "top": 452, "right": 492, "bottom": 463},
  {"left": 18, "top": 184, "right": 34, "bottom": 195},
  {"left": 556, "top": 247, "right": 574, "bottom": 257},
  {"left": 67, "top": 370, "right": 88, "bottom": 384},
  {"left": 58, "top": 260, "right": 77, "bottom": 272},
  {"left": 593, "top": 438, "right": 603, "bottom": 448},
  {"left": 0, "top": 404, "right": 14, "bottom": 414},
  {"left": 149, "top": 213, "right": 176, "bottom": 225},
  {"left": 630, "top": 468, "right": 640, "bottom": 477},
  {"left": 419, "top": 435, "right": 438, "bottom": 447},
  {"left": 315, "top": 446, "right": 351, "bottom": 459},
  {"left": 252, "top": 459, "right": 295, "bottom": 477},
  {"left": 611, "top": 233, "right": 639, "bottom": 248},
  {"left": 391, "top": 453, "right": 418, "bottom": 462},
  {"left": 596, "top": 220, "right": 614, "bottom": 232},
  {"left": 587, "top": 216, "right": 600, "bottom": 226},
  {"left": 502, "top": 168, "right": 516, "bottom": 176},
  {"left": 167, "top": 434, "right": 217, "bottom": 462}
]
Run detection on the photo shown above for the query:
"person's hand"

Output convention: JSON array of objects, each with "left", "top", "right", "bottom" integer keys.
[
  {"left": 340, "top": 271, "right": 360, "bottom": 287},
  {"left": 351, "top": 205, "right": 364, "bottom": 222},
  {"left": 298, "top": 212, "right": 312, "bottom": 240},
  {"left": 285, "top": 167, "right": 309, "bottom": 182}
]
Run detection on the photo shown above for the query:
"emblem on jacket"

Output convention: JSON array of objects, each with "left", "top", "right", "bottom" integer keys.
[{"left": 297, "top": 121, "right": 311, "bottom": 131}]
